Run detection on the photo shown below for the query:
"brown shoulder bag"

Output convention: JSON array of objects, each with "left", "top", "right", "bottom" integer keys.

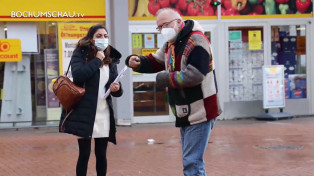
[{"left": 53, "top": 60, "right": 85, "bottom": 131}]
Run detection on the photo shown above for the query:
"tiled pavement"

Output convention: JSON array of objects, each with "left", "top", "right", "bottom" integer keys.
[{"left": 1, "top": 117, "right": 314, "bottom": 176}]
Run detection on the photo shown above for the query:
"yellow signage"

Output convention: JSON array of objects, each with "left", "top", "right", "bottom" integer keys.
[
  {"left": 58, "top": 23, "right": 98, "bottom": 75},
  {"left": 141, "top": 49, "right": 158, "bottom": 56},
  {"left": 0, "top": 0, "right": 105, "bottom": 21},
  {"left": 0, "top": 39, "right": 22, "bottom": 62},
  {"left": 132, "top": 34, "right": 143, "bottom": 49},
  {"left": 248, "top": 30, "right": 262, "bottom": 50},
  {"left": 269, "top": 67, "right": 278, "bottom": 73},
  {"left": 0, "top": 89, "right": 4, "bottom": 100}
]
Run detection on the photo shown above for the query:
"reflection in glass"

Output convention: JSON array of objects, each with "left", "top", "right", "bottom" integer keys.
[
  {"left": 133, "top": 82, "right": 169, "bottom": 116},
  {"left": 271, "top": 25, "right": 306, "bottom": 99}
]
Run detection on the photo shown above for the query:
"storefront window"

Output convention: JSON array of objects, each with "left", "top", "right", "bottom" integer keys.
[
  {"left": 30, "top": 22, "right": 58, "bottom": 125},
  {"left": 229, "top": 26, "right": 264, "bottom": 101},
  {"left": 271, "top": 25, "right": 306, "bottom": 99}
]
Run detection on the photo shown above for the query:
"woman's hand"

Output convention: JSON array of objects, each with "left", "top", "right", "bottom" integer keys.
[
  {"left": 110, "top": 82, "right": 120, "bottom": 92},
  {"left": 96, "top": 51, "right": 105, "bottom": 61}
]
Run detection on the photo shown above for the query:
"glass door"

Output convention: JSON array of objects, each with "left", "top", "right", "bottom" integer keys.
[
  {"left": 131, "top": 31, "right": 169, "bottom": 117},
  {"left": 130, "top": 25, "right": 171, "bottom": 123}
]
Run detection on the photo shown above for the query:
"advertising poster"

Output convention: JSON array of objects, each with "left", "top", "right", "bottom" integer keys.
[
  {"left": 229, "top": 31, "right": 242, "bottom": 41},
  {"left": 35, "top": 60, "right": 46, "bottom": 106},
  {"left": 221, "top": 0, "right": 313, "bottom": 17},
  {"left": 263, "top": 65, "right": 285, "bottom": 109},
  {"left": 45, "top": 49, "right": 59, "bottom": 108},
  {"left": 248, "top": 30, "right": 262, "bottom": 50},
  {"left": 128, "top": 0, "right": 216, "bottom": 18},
  {"left": 129, "top": 0, "right": 312, "bottom": 19},
  {"left": 44, "top": 49, "right": 61, "bottom": 121},
  {"left": 58, "top": 23, "right": 98, "bottom": 76},
  {"left": 144, "top": 34, "right": 155, "bottom": 49},
  {"left": 132, "top": 34, "right": 143, "bottom": 48}
]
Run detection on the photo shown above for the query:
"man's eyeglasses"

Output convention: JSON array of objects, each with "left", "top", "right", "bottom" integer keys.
[{"left": 156, "top": 19, "right": 178, "bottom": 31}]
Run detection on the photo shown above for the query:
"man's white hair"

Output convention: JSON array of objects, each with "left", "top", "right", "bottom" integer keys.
[{"left": 156, "top": 8, "right": 183, "bottom": 21}]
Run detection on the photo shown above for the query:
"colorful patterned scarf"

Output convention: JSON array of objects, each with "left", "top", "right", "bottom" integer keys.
[{"left": 167, "top": 44, "right": 175, "bottom": 72}]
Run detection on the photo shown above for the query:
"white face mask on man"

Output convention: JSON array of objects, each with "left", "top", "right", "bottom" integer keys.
[
  {"left": 95, "top": 38, "right": 109, "bottom": 51},
  {"left": 161, "top": 28, "right": 177, "bottom": 42}
]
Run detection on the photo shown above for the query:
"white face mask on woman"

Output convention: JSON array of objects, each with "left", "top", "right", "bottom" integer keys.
[
  {"left": 161, "top": 28, "right": 177, "bottom": 42},
  {"left": 95, "top": 38, "right": 109, "bottom": 51}
]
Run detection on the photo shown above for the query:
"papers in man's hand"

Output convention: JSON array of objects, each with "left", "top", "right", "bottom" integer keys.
[{"left": 104, "top": 66, "right": 128, "bottom": 99}]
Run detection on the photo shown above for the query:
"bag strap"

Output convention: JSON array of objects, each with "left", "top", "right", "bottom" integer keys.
[
  {"left": 60, "top": 110, "right": 73, "bottom": 132},
  {"left": 65, "top": 57, "right": 88, "bottom": 76},
  {"left": 65, "top": 61, "right": 71, "bottom": 76}
]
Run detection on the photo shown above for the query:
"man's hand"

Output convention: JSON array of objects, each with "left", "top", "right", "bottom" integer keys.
[
  {"left": 156, "top": 71, "right": 170, "bottom": 89},
  {"left": 128, "top": 56, "right": 140, "bottom": 70}
]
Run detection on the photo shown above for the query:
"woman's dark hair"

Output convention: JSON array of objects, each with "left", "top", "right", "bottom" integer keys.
[{"left": 76, "top": 24, "right": 112, "bottom": 65}]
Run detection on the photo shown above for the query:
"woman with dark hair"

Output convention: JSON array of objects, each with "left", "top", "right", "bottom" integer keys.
[{"left": 59, "top": 24, "right": 123, "bottom": 176}]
